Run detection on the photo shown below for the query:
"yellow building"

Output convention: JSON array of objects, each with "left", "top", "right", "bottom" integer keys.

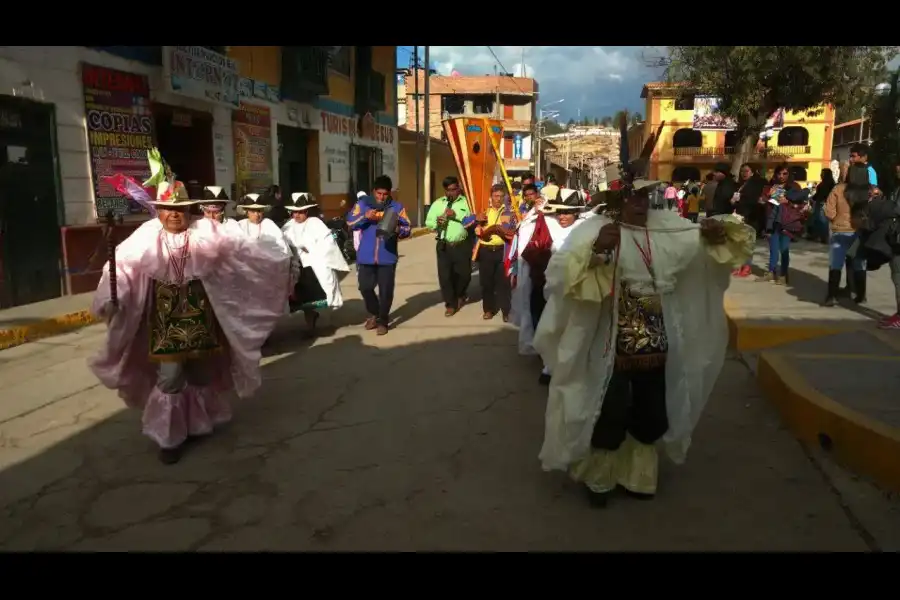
[{"left": 636, "top": 82, "right": 835, "bottom": 184}]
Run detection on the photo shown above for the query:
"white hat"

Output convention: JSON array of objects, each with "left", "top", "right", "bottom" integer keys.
[
  {"left": 356, "top": 191, "right": 367, "bottom": 198},
  {"left": 286, "top": 192, "right": 317, "bottom": 212},
  {"left": 540, "top": 188, "right": 587, "bottom": 214},
  {"left": 236, "top": 193, "right": 271, "bottom": 213}
]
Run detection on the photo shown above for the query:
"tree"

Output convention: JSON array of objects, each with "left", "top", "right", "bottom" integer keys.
[
  {"left": 592, "top": 117, "right": 600, "bottom": 126},
  {"left": 581, "top": 116, "right": 591, "bottom": 126},
  {"left": 543, "top": 120, "right": 566, "bottom": 135},
  {"left": 613, "top": 110, "right": 627, "bottom": 129},
  {"left": 566, "top": 118, "right": 575, "bottom": 128},
  {"left": 662, "top": 46, "right": 899, "bottom": 173},
  {"left": 630, "top": 112, "right": 643, "bottom": 125},
  {"left": 600, "top": 116, "right": 612, "bottom": 127},
  {"left": 870, "top": 70, "right": 900, "bottom": 197}
]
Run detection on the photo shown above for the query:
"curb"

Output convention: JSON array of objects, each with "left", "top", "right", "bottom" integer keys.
[
  {"left": 725, "top": 299, "right": 900, "bottom": 493},
  {"left": 0, "top": 310, "right": 100, "bottom": 351},
  {"left": 757, "top": 351, "right": 900, "bottom": 494},
  {"left": 0, "top": 231, "right": 435, "bottom": 352}
]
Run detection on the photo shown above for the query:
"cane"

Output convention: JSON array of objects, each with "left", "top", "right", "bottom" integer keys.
[{"left": 105, "top": 210, "right": 118, "bottom": 308}]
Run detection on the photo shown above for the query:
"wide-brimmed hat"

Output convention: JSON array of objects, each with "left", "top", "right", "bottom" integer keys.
[
  {"left": 141, "top": 148, "right": 204, "bottom": 207},
  {"left": 541, "top": 188, "right": 588, "bottom": 215},
  {"left": 236, "top": 193, "right": 272, "bottom": 213},
  {"left": 197, "top": 186, "right": 232, "bottom": 205},
  {"left": 286, "top": 192, "right": 317, "bottom": 212}
]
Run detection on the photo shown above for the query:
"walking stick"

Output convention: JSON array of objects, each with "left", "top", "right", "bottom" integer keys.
[{"left": 105, "top": 209, "right": 118, "bottom": 308}]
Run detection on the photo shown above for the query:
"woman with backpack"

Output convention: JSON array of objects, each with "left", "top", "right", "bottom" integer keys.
[{"left": 823, "top": 163, "right": 871, "bottom": 306}]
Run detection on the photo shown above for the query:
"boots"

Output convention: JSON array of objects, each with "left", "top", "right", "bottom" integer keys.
[
  {"left": 853, "top": 270, "right": 867, "bottom": 304},
  {"left": 823, "top": 269, "right": 841, "bottom": 307}
]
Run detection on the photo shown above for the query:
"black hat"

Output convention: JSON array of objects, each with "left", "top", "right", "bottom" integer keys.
[{"left": 541, "top": 188, "right": 587, "bottom": 215}]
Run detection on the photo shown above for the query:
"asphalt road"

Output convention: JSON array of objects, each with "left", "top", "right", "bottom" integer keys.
[{"left": 0, "top": 236, "right": 884, "bottom": 551}]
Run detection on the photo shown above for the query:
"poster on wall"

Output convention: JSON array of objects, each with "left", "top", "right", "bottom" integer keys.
[
  {"left": 164, "top": 46, "right": 240, "bottom": 109},
  {"left": 692, "top": 96, "right": 737, "bottom": 131},
  {"left": 81, "top": 63, "right": 156, "bottom": 217},
  {"left": 318, "top": 110, "right": 398, "bottom": 195},
  {"left": 232, "top": 103, "right": 273, "bottom": 197}
]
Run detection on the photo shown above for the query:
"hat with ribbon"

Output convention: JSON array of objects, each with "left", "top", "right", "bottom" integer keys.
[
  {"left": 286, "top": 192, "right": 317, "bottom": 212},
  {"left": 540, "top": 188, "right": 588, "bottom": 215},
  {"left": 236, "top": 193, "right": 272, "bottom": 213},
  {"left": 142, "top": 148, "right": 203, "bottom": 207}
]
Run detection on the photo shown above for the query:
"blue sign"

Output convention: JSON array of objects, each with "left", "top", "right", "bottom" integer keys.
[{"left": 513, "top": 135, "right": 523, "bottom": 159}]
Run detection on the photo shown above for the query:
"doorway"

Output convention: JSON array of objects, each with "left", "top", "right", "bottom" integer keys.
[
  {"left": 0, "top": 96, "right": 63, "bottom": 308},
  {"left": 350, "top": 144, "right": 383, "bottom": 195},
  {"left": 277, "top": 124, "right": 309, "bottom": 198},
  {"left": 151, "top": 103, "right": 215, "bottom": 194}
]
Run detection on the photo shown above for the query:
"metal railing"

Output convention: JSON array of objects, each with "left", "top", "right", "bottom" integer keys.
[{"left": 673, "top": 145, "right": 812, "bottom": 157}]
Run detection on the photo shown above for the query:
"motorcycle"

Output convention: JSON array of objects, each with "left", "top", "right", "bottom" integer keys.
[{"left": 327, "top": 216, "right": 356, "bottom": 264}]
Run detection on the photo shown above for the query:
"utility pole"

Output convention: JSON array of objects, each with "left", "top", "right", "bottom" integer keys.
[
  {"left": 424, "top": 46, "right": 432, "bottom": 207},
  {"left": 413, "top": 46, "right": 421, "bottom": 226},
  {"left": 494, "top": 64, "right": 500, "bottom": 119},
  {"left": 535, "top": 114, "right": 542, "bottom": 180}
]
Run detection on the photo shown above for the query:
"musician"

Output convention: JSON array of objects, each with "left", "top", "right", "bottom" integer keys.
[
  {"left": 474, "top": 184, "right": 516, "bottom": 321},
  {"left": 88, "top": 151, "right": 291, "bottom": 465},
  {"left": 533, "top": 174, "right": 756, "bottom": 507},
  {"left": 511, "top": 189, "right": 588, "bottom": 385},
  {"left": 283, "top": 193, "right": 350, "bottom": 337},
  {"left": 347, "top": 175, "right": 412, "bottom": 336},
  {"left": 425, "top": 176, "right": 476, "bottom": 317}
]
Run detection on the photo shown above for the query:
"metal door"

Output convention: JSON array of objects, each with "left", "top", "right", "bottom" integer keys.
[{"left": 0, "top": 97, "right": 62, "bottom": 308}]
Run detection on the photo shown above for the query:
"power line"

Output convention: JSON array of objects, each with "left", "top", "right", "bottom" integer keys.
[{"left": 485, "top": 46, "right": 528, "bottom": 95}]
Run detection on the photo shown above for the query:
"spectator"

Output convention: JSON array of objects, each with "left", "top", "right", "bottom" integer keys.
[
  {"left": 849, "top": 143, "right": 878, "bottom": 187},
  {"left": 708, "top": 163, "right": 737, "bottom": 218},
  {"left": 756, "top": 164, "right": 803, "bottom": 285},
  {"left": 701, "top": 172, "right": 717, "bottom": 215}
]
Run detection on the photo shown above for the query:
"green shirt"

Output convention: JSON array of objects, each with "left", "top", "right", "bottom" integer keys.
[{"left": 426, "top": 195, "right": 471, "bottom": 243}]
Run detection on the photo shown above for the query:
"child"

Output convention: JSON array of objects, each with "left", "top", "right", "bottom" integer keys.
[{"left": 685, "top": 185, "right": 701, "bottom": 222}]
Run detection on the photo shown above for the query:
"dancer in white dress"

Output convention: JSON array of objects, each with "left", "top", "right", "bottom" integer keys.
[
  {"left": 197, "top": 186, "right": 243, "bottom": 236},
  {"left": 282, "top": 193, "right": 350, "bottom": 337}
]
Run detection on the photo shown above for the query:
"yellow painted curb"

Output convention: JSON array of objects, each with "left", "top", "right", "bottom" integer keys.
[
  {"left": 0, "top": 310, "right": 100, "bottom": 351},
  {"left": 724, "top": 295, "right": 857, "bottom": 352},
  {"left": 757, "top": 351, "right": 900, "bottom": 494}
]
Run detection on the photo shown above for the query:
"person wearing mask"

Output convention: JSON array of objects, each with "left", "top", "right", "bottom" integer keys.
[
  {"left": 533, "top": 174, "right": 754, "bottom": 507},
  {"left": 731, "top": 164, "right": 767, "bottom": 277},
  {"left": 756, "top": 164, "right": 804, "bottom": 285},
  {"left": 425, "top": 176, "right": 475, "bottom": 317},
  {"left": 701, "top": 173, "right": 717, "bottom": 216},
  {"left": 347, "top": 175, "right": 412, "bottom": 335},
  {"left": 808, "top": 169, "right": 835, "bottom": 244},
  {"left": 823, "top": 163, "right": 871, "bottom": 306}
]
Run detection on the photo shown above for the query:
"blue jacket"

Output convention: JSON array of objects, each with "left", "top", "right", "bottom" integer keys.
[{"left": 346, "top": 196, "right": 411, "bottom": 265}]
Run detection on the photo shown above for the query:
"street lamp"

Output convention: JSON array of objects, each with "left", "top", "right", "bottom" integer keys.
[{"left": 536, "top": 99, "right": 564, "bottom": 179}]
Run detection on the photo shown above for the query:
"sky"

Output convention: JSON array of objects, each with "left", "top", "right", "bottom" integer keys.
[{"left": 396, "top": 46, "right": 666, "bottom": 122}]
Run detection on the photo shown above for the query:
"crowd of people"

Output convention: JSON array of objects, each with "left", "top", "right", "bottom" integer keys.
[
  {"left": 421, "top": 168, "right": 755, "bottom": 507},
  {"left": 88, "top": 150, "right": 410, "bottom": 464}
]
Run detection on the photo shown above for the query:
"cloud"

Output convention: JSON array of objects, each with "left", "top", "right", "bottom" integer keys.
[{"left": 425, "top": 46, "right": 666, "bottom": 121}]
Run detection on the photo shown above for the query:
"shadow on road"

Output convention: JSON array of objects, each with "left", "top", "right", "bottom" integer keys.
[{"left": 0, "top": 312, "right": 883, "bottom": 551}]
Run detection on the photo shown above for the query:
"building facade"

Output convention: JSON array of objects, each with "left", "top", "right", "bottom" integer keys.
[
  {"left": 831, "top": 117, "right": 871, "bottom": 164},
  {"left": 0, "top": 45, "right": 397, "bottom": 307},
  {"left": 636, "top": 82, "right": 834, "bottom": 184},
  {"left": 402, "top": 70, "right": 538, "bottom": 178}
]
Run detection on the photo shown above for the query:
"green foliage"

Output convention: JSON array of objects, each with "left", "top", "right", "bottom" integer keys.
[
  {"left": 870, "top": 70, "right": 900, "bottom": 197},
  {"left": 630, "top": 112, "right": 643, "bottom": 125},
  {"left": 665, "top": 46, "right": 899, "bottom": 135},
  {"left": 543, "top": 120, "right": 566, "bottom": 135}
]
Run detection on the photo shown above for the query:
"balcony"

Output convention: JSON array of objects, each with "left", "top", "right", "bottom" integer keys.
[
  {"left": 355, "top": 69, "right": 386, "bottom": 115},
  {"left": 673, "top": 145, "right": 813, "bottom": 158},
  {"left": 281, "top": 46, "right": 330, "bottom": 102}
]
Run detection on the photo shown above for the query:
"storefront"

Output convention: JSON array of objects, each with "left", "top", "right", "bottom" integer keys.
[{"left": 316, "top": 109, "right": 398, "bottom": 218}]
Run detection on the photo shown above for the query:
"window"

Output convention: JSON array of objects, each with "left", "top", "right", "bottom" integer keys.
[
  {"left": 471, "top": 95, "right": 494, "bottom": 114},
  {"left": 329, "top": 46, "right": 352, "bottom": 77},
  {"left": 672, "top": 128, "right": 702, "bottom": 148},
  {"left": 442, "top": 95, "right": 465, "bottom": 115},
  {"left": 777, "top": 126, "right": 809, "bottom": 146},
  {"left": 675, "top": 95, "right": 695, "bottom": 111}
]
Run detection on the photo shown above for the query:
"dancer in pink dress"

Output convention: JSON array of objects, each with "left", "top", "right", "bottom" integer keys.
[{"left": 90, "top": 150, "right": 292, "bottom": 464}]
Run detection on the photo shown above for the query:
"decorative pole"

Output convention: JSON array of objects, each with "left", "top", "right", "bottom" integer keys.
[{"left": 105, "top": 210, "right": 118, "bottom": 307}]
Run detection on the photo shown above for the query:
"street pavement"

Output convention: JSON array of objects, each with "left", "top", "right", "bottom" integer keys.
[{"left": 0, "top": 234, "right": 893, "bottom": 551}]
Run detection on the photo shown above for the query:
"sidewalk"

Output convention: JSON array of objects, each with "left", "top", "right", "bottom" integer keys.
[
  {"left": 726, "top": 238, "right": 900, "bottom": 494},
  {"left": 0, "top": 227, "right": 433, "bottom": 351}
]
